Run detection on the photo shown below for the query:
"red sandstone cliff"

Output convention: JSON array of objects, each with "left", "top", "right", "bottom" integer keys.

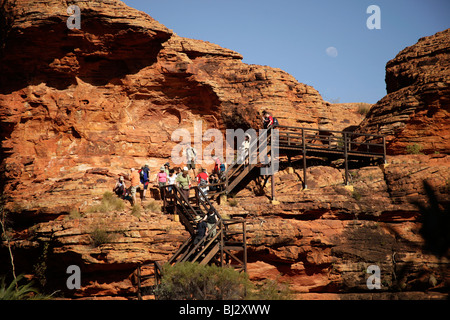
[
  {"left": 0, "top": 0, "right": 448, "bottom": 300},
  {"left": 355, "top": 29, "right": 450, "bottom": 155},
  {"left": 0, "top": 0, "right": 360, "bottom": 218}
]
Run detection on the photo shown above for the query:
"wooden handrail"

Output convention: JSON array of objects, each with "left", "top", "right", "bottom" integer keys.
[{"left": 276, "top": 125, "right": 385, "bottom": 138}]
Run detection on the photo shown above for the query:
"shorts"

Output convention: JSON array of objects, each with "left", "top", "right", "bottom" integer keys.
[
  {"left": 187, "top": 161, "right": 195, "bottom": 170},
  {"left": 130, "top": 186, "right": 138, "bottom": 197},
  {"left": 142, "top": 181, "right": 149, "bottom": 190}
]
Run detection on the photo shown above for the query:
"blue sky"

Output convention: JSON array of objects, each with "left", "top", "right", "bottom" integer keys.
[{"left": 123, "top": 0, "right": 449, "bottom": 104}]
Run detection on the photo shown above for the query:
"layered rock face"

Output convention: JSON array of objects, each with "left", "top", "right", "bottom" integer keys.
[
  {"left": 0, "top": 0, "right": 449, "bottom": 300},
  {"left": 355, "top": 29, "right": 450, "bottom": 155},
  {"left": 0, "top": 0, "right": 360, "bottom": 219},
  {"left": 237, "top": 154, "right": 449, "bottom": 298}
]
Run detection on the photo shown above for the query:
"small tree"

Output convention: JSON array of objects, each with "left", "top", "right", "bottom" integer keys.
[
  {"left": 155, "top": 262, "right": 250, "bottom": 300},
  {"left": 155, "top": 262, "right": 291, "bottom": 300}
]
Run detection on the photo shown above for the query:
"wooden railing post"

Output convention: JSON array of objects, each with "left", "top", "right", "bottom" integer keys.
[
  {"left": 220, "top": 220, "right": 224, "bottom": 268},
  {"left": 243, "top": 221, "right": 247, "bottom": 273},
  {"left": 344, "top": 132, "right": 349, "bottom": 185},
  {"left": 348, "top": 133, "right": 351, "bottom": 151},
  {"left": 302, "top": 128, "right": 307, "bottom": 189}
]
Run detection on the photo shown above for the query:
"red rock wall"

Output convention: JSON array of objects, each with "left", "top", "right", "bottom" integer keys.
[
  {"left": 0, "top": 0, "right": 360, "bottom": 218},
  {"left": 355, "top": 29, "right": 450, "bottom": 155},
  {"left": 0, "top": 0, "right": 448, "bottom": 300}
]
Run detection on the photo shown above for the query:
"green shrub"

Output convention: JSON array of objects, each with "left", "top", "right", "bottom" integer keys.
[
  {"left": 155, "top": 262, "right": 251, "bottom": 300},
  {"left": 248, "top": 278, "right": 292, "bottom": 300},
  {"left": 155, "top": 262, "right": 291, "bottom": 300},
  {"left": 89, "top": 226, "right": 113, "bottom": 247},
  {"left": 68, "top": 209, "right": 81, "bottom": 219},
  {"left": 145, "top": 200, "right": 161, "bottom": 213},
  {"left": 131, "top": 204, "right": 142, "bottom": 217},
  {"left": 87, "top": 191, "right": 125, "bottom": 213},
  {"left": 0, "top": 274, "right": 53, "bottom": 300},
  {"left": 406, "top": 143, "right": 424, "bottom": 155},
  {"left": 357, "top": 103, "right": 371, "bottom": 115},
  {"left": 228, "top": 198, "right": 238, "bottom": 207},
  {"left": 352, "top": 189, "right": 362, "bottom": 201}
]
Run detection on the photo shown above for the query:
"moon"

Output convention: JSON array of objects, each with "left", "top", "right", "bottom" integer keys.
[{"left": 326, "top": 46, "right": 338, "bottom": 58}]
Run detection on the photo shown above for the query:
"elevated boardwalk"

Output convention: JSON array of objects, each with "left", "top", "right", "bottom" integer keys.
[
  {"left": 134, "top": 124, "right": 385, "bottom": 299},
  {"left": 208, "top": 124, "right": 386, "bottom": 198}
]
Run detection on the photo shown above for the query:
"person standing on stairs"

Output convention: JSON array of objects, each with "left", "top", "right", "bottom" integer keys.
[
  {"left": 204, "top": 208, "right": 218, "bottom": 238},
  {"left": 196, "top": 167, "right": 209, "bottom": 201},
  {"left": 238, "top": 134, "right": 251, "bottom": 166},
  {"left": 262, "top": 111, "right": 274, "bottom": 129},
  {"left": 186, "top": 144, "right": 197, "bottom": 177},
  {"left": 167, "top": 169, "right": 176, "bottom": 193},
  {"left": 156, "top": 166, "right": 168, "bottom": 200},
  {"left": 176, "top": 167, "right": 191, "bottom": 204},
  {"left": 193, "top": 215, "right": 208, "bottom": 247}
]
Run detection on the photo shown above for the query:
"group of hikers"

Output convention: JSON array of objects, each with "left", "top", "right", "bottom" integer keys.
[
  {"left": 113, "top": 111, "right": 278, "bottom": 206},
  {"left": 112, "top": 154, "right": 227, "bottom": 206},
  {"left": 112, "top": 111, "right": 278, "bottom": 251}
]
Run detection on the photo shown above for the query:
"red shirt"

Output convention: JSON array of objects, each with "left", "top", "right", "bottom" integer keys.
[{"left": 196, "top": 172, "right": 208, "bottom": 184}]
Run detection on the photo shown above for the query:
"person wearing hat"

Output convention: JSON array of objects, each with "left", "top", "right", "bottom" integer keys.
[
  {"left": 164, "top": 162, "right": 170, "bottom": 175},
  {"left": 193, "top": 215, "right": 208, "bottom": 247},
  {"left": 156, "top": 166, "right": 168, "bottom": 200},
  {"left": 176, "top": 167, "right": 191, "bottom": 203}
]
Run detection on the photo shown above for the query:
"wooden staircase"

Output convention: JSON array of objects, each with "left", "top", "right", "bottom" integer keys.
[
  {"left": 135, "top": 185, "right": 247, "bottom": 300},
  {"left": 134, "top": 124, "right": 386, "bottom": 299}
]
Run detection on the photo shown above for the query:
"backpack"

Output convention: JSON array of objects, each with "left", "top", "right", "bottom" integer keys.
[
  {"left": 140, "top": 167, "right": 149, "bottom": 182},
  {"left": 199, "top": 178, "right": 208, "bottom": 186},
  {"left": 272, "top": 117, "right": 279, "bottom": 126},
  {"left": 187, "top": 147, "right": 197, "bottom": 160},
  {"left": 220, "top": 163, "right": 225, "bottom": 172}
]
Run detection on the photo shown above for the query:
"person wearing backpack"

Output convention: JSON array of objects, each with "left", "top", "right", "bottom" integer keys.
[
  {"left": 193, "top": 215, "right": 208, "bottom": 247},
  {"left": 204, "top": 208, "right": 218, "bottom": 238},
  {"left": 186, "top": 144, "right": 197, "bottom": 176},
  {"left": 196, "top": 168, "right": 209, "bottom": 201},
  {"left": 138, "top": 164, "right": 150, "bottom": 201}
]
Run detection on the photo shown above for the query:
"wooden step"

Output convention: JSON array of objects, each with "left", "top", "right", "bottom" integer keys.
[
  {"left": 223, "top": 245, "right": 245, "bottom": 251},
  {"left": 199, "top": 243, "right": 220, "bottom": 265}
]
